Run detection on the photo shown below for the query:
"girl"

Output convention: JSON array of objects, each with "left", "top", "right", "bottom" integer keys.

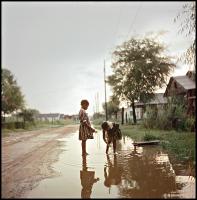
[
  {"left": 79, "top": 99, "right": 96, "bottom": 156},
  {"left": 101, "top": 121, "right": 122, "bottom": 154}
]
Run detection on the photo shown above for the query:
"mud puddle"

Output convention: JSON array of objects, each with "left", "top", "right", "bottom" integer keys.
[{"left": 24, "top": 131, "right": 195, "bottom": 198}]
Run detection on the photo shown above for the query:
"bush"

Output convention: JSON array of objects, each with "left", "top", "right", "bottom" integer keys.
[
  {"left": 15, "top": 122, "right": 25, "bottom": 129},
  {"left": 142, "top": 95, "right": 190, "bottom": 131},
  {"left": 2, "top": 121, "right": 34, "bottom": 130},
  {"left": 142, "top": 106, "right": 157, "bottom": 129},
  {"left": 23, "top": 122, "right": 35, "bottom": 129},
  {"left": 185, "top": 116, "right": 195, "bottom": 132},
  {"left": 2, "top": 122, "right": 15, "bottom": 129},
  {"left": 155, "top": 111, "right": 171, "bottom": 130}
]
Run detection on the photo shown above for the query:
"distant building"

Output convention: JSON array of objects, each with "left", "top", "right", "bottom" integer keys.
[
  {"left": 64, "top": 115, "right": 72, "bottom": 119},
  {"left": 37, "top": 113, "right": 64, "bottom": 121},
  {"left": 71, "top": 114, "right": 79, "bottom": 121}
]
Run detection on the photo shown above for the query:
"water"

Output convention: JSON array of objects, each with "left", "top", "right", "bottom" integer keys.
[{"left": 24, "top": 131, "right": 196, "bottom": 198}]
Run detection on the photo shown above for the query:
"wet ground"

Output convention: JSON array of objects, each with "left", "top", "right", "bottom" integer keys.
[
  {"left": 20, "top": 127, "right": 195, "bottom": 199},
  {"left": 2, "top": 125, "right": 78, "bottom": 198}
]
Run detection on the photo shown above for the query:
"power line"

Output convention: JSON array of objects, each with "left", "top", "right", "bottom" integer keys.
[
  {"left": 125, "top": 2, "right": 142, "bottom": 40},
  {"left": 111, "top": 5, "right": 123, "bottom": 47},
  {"left": 104, "top": 6, "right": 124, "bottom": 65},
  {"left": 105, "top": 2, "right": 143, "bottom": 59}
]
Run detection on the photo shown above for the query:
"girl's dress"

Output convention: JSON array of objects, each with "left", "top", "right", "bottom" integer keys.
[{"left": 79, "top": 108, "right": 94, "bottom": 140}]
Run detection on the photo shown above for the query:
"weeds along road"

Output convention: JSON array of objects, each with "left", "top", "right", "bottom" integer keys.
[{"left": 2, "top": 125, "right": 79, "bottom": 198}]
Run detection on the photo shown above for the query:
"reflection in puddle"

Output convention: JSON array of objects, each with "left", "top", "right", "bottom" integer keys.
[
  {"left": 80, "top": 155, "right": 99, "bottom": 198},
  {"left": 104, "top": 154, "right": 123, "bottom": 195},
  {"left": 24, "top": 131, "right": 195, "bottom": 198}
]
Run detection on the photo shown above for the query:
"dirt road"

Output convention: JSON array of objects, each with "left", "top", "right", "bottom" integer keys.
[{"left": 2, "top": 125, "right": 79, "bottom": 198}]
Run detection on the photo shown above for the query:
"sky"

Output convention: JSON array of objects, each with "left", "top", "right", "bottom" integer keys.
[{"left": 2, "top": 1, "right": 195, "bottom": 115}]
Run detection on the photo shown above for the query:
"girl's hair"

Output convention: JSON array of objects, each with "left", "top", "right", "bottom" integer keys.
[
  {"left": 101, "top": 121, "right": 109, "bottom": 130},
  {"left": 81, "top": 99, "right": 89, "bottom": 106}
]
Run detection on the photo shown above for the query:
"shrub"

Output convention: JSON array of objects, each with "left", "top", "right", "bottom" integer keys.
[
  {"left": 185, "top": 116, "right": 195, "bottom": 132},
  {"left": 142, "top": 95, "right": 190, "bottom": 131},
  {"left": 15, "top": 122, "right": 25, "bottom": 129},
  {"left": 2, "top": 122, "right": 15, "bottom": 129},
  {"left": 142, "top": 106, "right": 158, "bottom": 129},
  {"left": 155, "top": 111, "right": 171, "bottom": 130}
]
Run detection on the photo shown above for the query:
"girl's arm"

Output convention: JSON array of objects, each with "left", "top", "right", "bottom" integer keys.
[
  {"left": 79, "top": 110, "right": 96, "bottom": 132},
  {"left": 103, "top": 130, "right": 107, "bottom": 143}
]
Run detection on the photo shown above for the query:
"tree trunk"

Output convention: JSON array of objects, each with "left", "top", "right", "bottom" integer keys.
[
  {"left": 131, "top": 100, "right": 137, "bottom": 124},
  {"left": 121, "top": 107, "right": 124, "bottom": 125}
]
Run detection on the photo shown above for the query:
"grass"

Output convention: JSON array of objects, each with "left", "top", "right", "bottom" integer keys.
[
  {"left": 120, "top": 124, "right": 196, "bottom": 162},
  {"left": 93, "top": 124, "right": 102, "bottom": 130}
]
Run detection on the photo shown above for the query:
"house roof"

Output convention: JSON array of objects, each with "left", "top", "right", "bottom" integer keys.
[
  {"left": 173, "top": 75, "right": 195, "bottom": 90},
  {"left": 147, "top": 93, "right": 168, "bottom": 104},
  {"left": 38, "top": 113, "right": 61, "bottom": 118},
  {"left": 164, "top": 74, "right": 196, "bottom": 97},
  {"left": 135, "top": 93, "right": 167, "bottom": 106}
]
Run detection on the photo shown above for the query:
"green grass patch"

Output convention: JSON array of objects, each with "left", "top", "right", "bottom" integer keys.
[
  {"left": 92, "top": 118, "right": 105, "bottom": 126},
  {"left": 120, "top": 124, "right": 195, "bottom": 162},
  {"left": 143, "top": 133, "right": 161, "bottom": 141}
]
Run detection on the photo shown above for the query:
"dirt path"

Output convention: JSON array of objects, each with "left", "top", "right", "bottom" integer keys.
[{"left": 2, "top": 125, "right": 79, "bottom": 198}]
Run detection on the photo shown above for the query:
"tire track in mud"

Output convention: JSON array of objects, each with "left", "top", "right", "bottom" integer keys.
[{"left": 2, "top": 125, "right": 79, "bottom": 198}]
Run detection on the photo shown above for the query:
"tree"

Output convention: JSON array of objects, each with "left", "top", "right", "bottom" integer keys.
[
  {"left": 2, "top": 68, "right": 25, "bottom": 117},
  {"left": 108, "top": 37, "right": 175, "bottom": 124},
  {"left": 17, "top": 109, "right": 39, "bottom": 124},
  {"left": 174, "top": 2, "right": 196, "bottom": 66},
  {"left": 92, "top": 112, "right": 105, "bottom": 120},
  {"left": 102, "top": 96, "right": 120, "bottom": 120}
]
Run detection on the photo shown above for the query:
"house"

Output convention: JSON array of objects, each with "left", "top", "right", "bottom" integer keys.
[
  {"left": 124, "top": 106, "right": 142, "bottom": 123},
  {"left": 37, "top": 113, "right": 64, "bottom": 122},
  {"left": 64, "top": 115, "right": 72, "bottom": 119},
  {"left": 59, "top": 114, "right": 65, "bottom": 120},
  {"left": 71, "top": 114, "right": 79, "bottom": 121},
  {"left": 164, "top": 71, "right": 196, "bottom": 116},
  {"left": 124, "top": 93, "right": 168, "bottom": 122}
]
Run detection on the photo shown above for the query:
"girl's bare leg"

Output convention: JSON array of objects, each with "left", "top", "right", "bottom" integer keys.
[
  {"left": 106, "top": 144, "right": 109, "bottom": 154},
  {"left": 113, "top": 140, "right": 116, "bottom": 154},
  {"left": 106, "top": 140, "right": 111, "bottom": 154},
  {"left": 82, "top": 140, "right": 88, "bottom": 155}
]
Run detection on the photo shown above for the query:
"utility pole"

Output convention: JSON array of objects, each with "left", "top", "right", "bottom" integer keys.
[
  {"left": 104, "top": 60, "right": 108, "bottom": 121},
  {"left": 97, "top": 92, "right": 99, "bottom": 113}
]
